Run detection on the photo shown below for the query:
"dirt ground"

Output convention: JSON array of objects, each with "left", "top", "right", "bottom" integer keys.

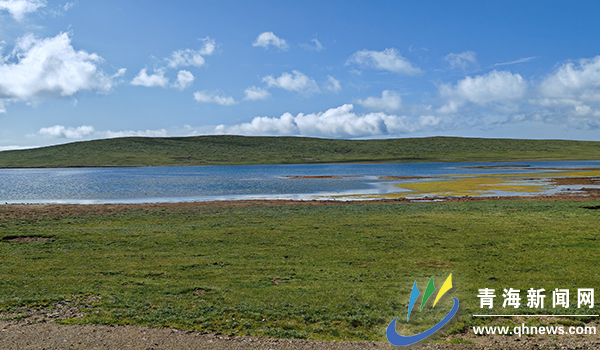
[
  {"left": 0, "top": 188, "right": 599, "bottom": 221},
  {"left": 2, "top": 319, "right": 600, "bottom": 350}
]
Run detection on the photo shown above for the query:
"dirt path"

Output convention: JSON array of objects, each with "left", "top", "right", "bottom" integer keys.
[
  {"left": 3, "top": 320, "right": 600, "bottom": 350},
  {"left": 0, "top": 321, "right": 393, "bottom": 350}
]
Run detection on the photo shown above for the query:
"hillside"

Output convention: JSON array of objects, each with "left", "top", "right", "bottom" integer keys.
[{"left": 0, "top": 135, "right": 599, "bottom": 168}]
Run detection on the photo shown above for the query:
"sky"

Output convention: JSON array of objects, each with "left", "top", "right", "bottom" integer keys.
[{"left": 2, "top": 0, "right": 600, "bottom": 150}]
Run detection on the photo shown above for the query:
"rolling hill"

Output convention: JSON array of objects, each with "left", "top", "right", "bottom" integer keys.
[{"left": 0, "top": 135, "right": 598, "bottom": 168}]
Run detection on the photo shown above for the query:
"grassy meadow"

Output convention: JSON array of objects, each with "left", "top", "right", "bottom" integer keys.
[
  {"left": 1, "top": 200, "right": 599, "bottom": 341},
  {"left": 1, "top": 135, "right": 600, "bottom": 167}
]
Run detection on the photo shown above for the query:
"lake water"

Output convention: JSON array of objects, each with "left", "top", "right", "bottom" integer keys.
[{"left": 0, "top": 161, "right": 599, "bottom": 204}]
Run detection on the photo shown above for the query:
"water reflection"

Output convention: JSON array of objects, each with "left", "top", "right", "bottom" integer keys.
[{"left": 0, "top": 161, "right": 598, "bottom": 204}]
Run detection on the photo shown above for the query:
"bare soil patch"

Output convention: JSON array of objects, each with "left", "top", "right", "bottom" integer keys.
[
  {"left": 1, "top": 235, "right": 53, "bottom": 243},
  {"left": 2, "top": 319, "right": 600, "bottom": 349},
  {"left": 461, "top": 165, "right": 532, "bottom": 169},
  {"left": 1, "top": 188, "right": 600, "bottom": 221},
  {"left": 284, "top": 175, "right": 360, "bottom": 179},
  {"left": 548, "top": 176, "right": 600, "bottom": 186},
  {"left": 379, "top": 176, "right": 431, "bottom": 180},
  {"left": 417, "top": 261, "right": 454, "bottom": 268}
]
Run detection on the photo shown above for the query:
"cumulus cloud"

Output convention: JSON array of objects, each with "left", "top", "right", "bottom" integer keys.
[
  {"left": 131, "top": 68, "right": 169, "bottom": 88},
  {"left": 346, "top": 48, "right": 422, "bottom": 75},
  {"left": 244, "top": 86, "right": 271, "bottom": 101},
  {"left": 100, "top": 129, "right": 168, "bottom": 138},
  {"left": 526, "top": 56, "right": 600, "bottom": 125},
  {"left": 174, "top": 70, "right": 194, "bottom": 90},
  {"left": 38, "top": 125, "right": 94, "bottom": 139},
  {"left": 445, "top": 51, "right": 478, "bottom": 70},
  {"left": 34, "top": 125, "right": 168, "bottom": 139},
  {"left": 539, "top": 56, "right": 600, "bottom": 105},
  {"left": 324, "top": 76, "right": 341, "bottom": 93},
  {"left": 197, "top": 36, "right": 216, "bottom": 55},
  {"left": 300, "top": 38, "right": 323, "bottom": 52},
  {"left": 357, "top": 90, "right": 402, "bottom": 112},
  {"left": 0, "top": 32, "right": 122, "bottom": 111},
  {"left": 263, "top": 70, "right": 320, "bottom": 95},
  {"left": 166, "top": 37, "right": 216, "bottom": 68},
  {"left": 0, "top": 0, "right": 46, "bottom": 21},
  {"left": 252, "top": 32, "right": 289, "bottom": 51},
  {"left": 193, "top": 91, "right": 237, "bottom": 106},
  {"left": 214, "top": 104, "right": 440, "bottom": 138},
  {"left": 131, "top": 69, "right": 196, "bottom": 90},
  {"left": 0, "top": 145, "right": 39, "bottom": 151},
  {"left": 438, "top": 70, "right": 527, "bottom": 113},
  {"left": 431, "top": 57, "right": 600, "bottom": 129}
]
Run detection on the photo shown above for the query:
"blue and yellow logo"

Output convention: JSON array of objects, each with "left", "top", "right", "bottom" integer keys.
[{"left": 387, "top": 274, "right": 459, "bottom": 346}]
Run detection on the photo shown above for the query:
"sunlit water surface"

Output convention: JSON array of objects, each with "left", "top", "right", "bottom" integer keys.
[{"left": 0, "top": 161, "right": 599, "bottom": 204}]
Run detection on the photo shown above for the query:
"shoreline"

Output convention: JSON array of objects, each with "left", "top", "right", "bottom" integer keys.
[
  {"left": 1, "top": 191, "right": 599, "bottom": 212},
  {"left": 0, "top": 159, "right": 599, "bottom": 170}
]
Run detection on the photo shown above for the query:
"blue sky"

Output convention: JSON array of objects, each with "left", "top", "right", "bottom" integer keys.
[{"left": 2, "top": 0, "right": 600, "bottom": 149}]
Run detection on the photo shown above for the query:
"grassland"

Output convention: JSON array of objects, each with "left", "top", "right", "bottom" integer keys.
[
  {"left": 1, "top": 135, "right": 600, "bottom": 168},
  {"left": 1, "top": 200, "right": 599, "bottom": 341}
]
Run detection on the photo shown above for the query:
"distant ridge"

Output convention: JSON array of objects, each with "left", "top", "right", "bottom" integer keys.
[{"left": 0, "top": 135, "right": 599, "bottom": 168}]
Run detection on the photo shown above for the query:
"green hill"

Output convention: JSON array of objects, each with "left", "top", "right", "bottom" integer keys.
[{"left": 0, "top": 135, "right": 599, "bottom": 168}]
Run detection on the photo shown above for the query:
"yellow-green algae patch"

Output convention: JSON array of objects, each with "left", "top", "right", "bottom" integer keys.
[
  {"left": 395, "top": 175, "right": 547, "bottom": 197},
  {"left": 331, "top": 170, "right": 600, "bottom": 200}
]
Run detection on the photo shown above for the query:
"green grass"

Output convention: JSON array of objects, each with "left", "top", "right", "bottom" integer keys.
[
  {"left": 0, "top": 200, "right": 599, "bottom": 341},
  {"left": 1, "top": 135, "right": 599, "bottom": 167}
]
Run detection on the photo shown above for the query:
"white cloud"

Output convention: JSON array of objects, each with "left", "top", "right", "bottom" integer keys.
[
  {"left": 48, "top": 1, "right": 75, "bottom": 17},
  {"left": 174, "top": 70, "right": 194, "bottom": 90},
  {"left": 166, "top": 49, "right": 205, "bottom": 68},
  {"left": 300, "top": 38, "right": 323, "bottom": 52},
  {"left": 131, "top": 68, "right": 169, "bottom": 88},
  {"left": 214, "top": 104, "right": 439, "bottom": 138},
  {"left": 445, "top": 51, "right": 478, "bottom": 70},
  {"left": 0, "top": 0, "right": 46, "bottom": 21},
  {"left": 216, "top": 112, "right": 300, "bottom": 136},
  {"left": 34, "top": 125, "right": 169, "bottom": 139},
  {"left": 346, "top": 48, "right": 422, "bottom": 75},
  {"left": 263, "top": 70, "right": 320, "bottom": 95},
  {"left": 37, "top": 125, "right": 94, "bottom": 139},
  {"left": 527, "top": 56, "right": 600, "bottom": 124},
  {"left": 244, "top": 86, "right": 270, "bottom": 101},
  {"left": 100, "top": 129, "right": 168, "bottom": 138},
  {"left": 0, "top": 33, "right": 121, "bottom": 110},
  {"left": 166, "top": 37, "right": 216, "bottom": 69},
  {"left": 539, "top": 56, "right": 600, "bottom": 104},
  {"left": 0, "top": 144, "right": 39, "bottom": 151},
  {"left": 324, "top": 76, "right": 341, "bottom": 93},
  {"left": 357, "top": 90, "right": 402, "bottom": 112},
  {"left": 193, "top": 91, "right": 237, "bottom": 106},
  {"left": 63, "top": 2, "right": 74, "bottom": 11},
  {"left": 439, "top": 70, "right": 527, "bottom": 113},
  {"left": 494, "top": 56, "right": 539, "bottom": 67},
  {"left": 112, "top": 68, "right": 126, "bottom": 79},
  {"left": 198, "top": 36, "right": 216, "bottom": 55},
  {"left": 132, "top": 68, "right": 195, "bottom": 90},
  {"left": 252, "top": 32, "right": 289, "bottom": 51}
]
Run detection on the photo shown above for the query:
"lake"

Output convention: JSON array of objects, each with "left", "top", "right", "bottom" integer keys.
[{"left": 0, "top": 160, "right": 599, "bottom": 204}]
